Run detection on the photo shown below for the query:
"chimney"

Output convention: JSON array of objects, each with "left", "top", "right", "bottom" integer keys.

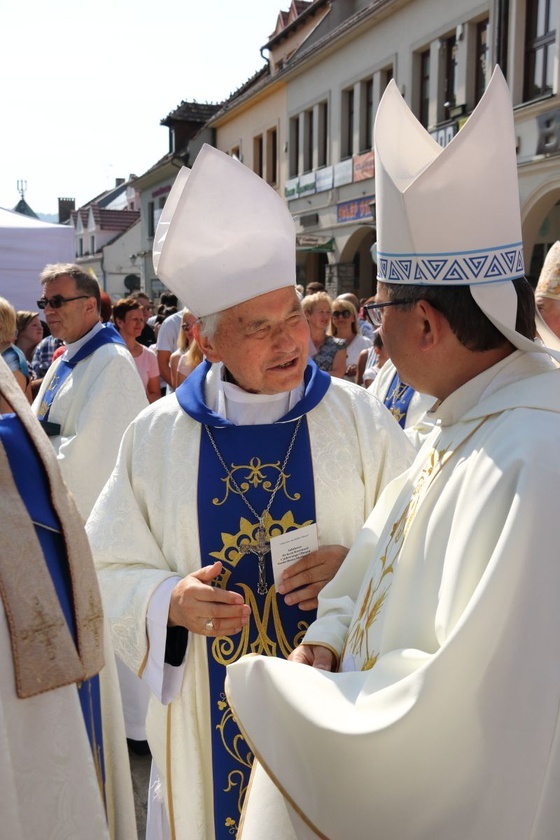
[
  {"left": 58, "top": 197, "right": 75, "bottom": 224},
  {"left": 115, "top": 178, "right": 125, "bottom": 186}
]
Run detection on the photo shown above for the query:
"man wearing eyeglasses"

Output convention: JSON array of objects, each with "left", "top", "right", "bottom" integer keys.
[
  {"left": 32, "top": 264, "right": 147, "bottom": 520},
  {"left": 226, "top": 70, "right": 560, "bottom": 840},
  {"left": 363, "top": 300, "right": 436, "bottom": 442}
]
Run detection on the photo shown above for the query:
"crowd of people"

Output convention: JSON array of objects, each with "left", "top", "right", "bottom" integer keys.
[{"left": 2, "top": 67, "right": 560, "bottom": 840}]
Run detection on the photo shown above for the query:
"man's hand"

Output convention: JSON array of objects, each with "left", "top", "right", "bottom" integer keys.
[
  {"left": 289, "top": 643, "right": 335, "bottom": 671},
  {"left": 168, "top": 561, "right": 251, "bottom": 636},
  {"left": 276, "top": 544, "right": 348, "bottom": 610}
]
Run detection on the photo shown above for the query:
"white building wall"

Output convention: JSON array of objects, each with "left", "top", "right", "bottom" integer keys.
[
  {"left": 279, "top": 0, "right": 560, "bottom": 294},
  {"left": 102, "top": 221, "right": 142, "bottom": 300}
]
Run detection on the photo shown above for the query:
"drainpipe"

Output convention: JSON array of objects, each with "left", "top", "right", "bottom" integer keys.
[{"left": 495, "top": 0, "right": 509, "bottom": 75}]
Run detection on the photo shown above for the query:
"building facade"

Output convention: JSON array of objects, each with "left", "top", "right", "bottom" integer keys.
[
  {"left": 211, "top": 0, "right": 560, "bottom": 299},
  {"left": 132, "top": 101, "right": 220, "bottom": 301}
]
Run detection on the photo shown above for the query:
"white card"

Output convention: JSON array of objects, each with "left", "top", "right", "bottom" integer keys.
[{"left": 270, "top": 523, "right": 319, "bottom": 588}]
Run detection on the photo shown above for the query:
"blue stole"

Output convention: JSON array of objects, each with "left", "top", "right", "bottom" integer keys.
[
  {"left": 384, "top": 371, "right": 415, "bottom": 429},
  {"left": 176, "top": 361, "right": 330, "bottom": 839},
  {"left": 37, "top": 324, "right": 125, "bottom": 433},
  {"left": 0, "top": 414, "right": 105, "bottom": 784}
]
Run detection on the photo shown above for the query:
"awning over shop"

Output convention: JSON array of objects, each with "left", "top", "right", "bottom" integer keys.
[{"left": 296, "top": 235, "right": 335, "bottom": 253}]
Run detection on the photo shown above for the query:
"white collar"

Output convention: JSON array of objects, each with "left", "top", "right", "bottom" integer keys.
[
  {"left": 431, "top": 350, "right": 554, "bottom": 426},
  {"left": 211, "top": 362, "right": 304, "bottom": 425},
  {"left": 64, "top": 321, "right": 104, "bottom": 361}
]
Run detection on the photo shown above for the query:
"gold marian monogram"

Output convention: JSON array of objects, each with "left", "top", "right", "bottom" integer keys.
[
  {"left": 210, "top": 511, "right": 312, "bottom": 663},
  {"left": 211, "top": 509, "right": 312, "bottom": 836},
  {"left": 213, "top": 578, "right": 311, "bottom": 836}
]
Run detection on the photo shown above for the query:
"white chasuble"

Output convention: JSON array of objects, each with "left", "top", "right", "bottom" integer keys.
[
  {"left": 89, "top": 361, "right": 413, "bottom": 839},
  {"left": 227, "top": 351, "right": 560, "bottom": 840}
]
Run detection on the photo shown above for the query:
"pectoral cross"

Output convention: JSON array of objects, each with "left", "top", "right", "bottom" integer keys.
[{"left": 238, "top": 522, "right": 270, "bottom": 595}]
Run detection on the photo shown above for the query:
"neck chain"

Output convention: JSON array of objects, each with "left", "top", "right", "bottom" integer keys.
[{"left": 204, "top": 416, "right": 302, "bottom": 594}]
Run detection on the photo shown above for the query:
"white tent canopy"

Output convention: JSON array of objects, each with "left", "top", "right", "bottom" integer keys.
[{"left": 0, "top": 207, "right": 74, "bottom": 313}]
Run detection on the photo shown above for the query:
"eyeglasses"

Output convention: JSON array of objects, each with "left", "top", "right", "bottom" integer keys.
[
  {"left": 332, "top": 310, "right": 352, "bottom": 319},
  {"left": 364, "top": 300, "right": 416, "bottom": 327},
  {"left": 37, "top": 295, "right": 90, "bottom": 310},
  {"left": 181, "top": 323, "right": 195, "bottom": 331}
]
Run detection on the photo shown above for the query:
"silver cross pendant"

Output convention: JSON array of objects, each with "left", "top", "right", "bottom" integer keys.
[{"left": 239, "top": 522, "right": 270, "bottom": 595}]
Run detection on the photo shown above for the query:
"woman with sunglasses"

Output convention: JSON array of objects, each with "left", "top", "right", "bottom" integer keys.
[
  {"left": 302, "top": 291, "right": 346, "bottom": 377},
  {"left": 170, "top": 309, "right": 199, "bottom": 389},
  {"left": 331, "top": 299, "right": 372, "bottom": 382}
]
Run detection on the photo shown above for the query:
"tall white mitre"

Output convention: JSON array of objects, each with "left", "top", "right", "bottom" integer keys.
[
  {"left": 375, "top": 65, "right": 560, "bottom": 359},
  {"left": 152, "top": 144, "right": 296, "bottom": 317}
]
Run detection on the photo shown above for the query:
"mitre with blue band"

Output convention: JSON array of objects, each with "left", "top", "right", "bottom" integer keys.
[
  {"left": 374, "top": 66, "right": 560, "bottom": 360},
  {"left": 153, "top": 144, "right": 296, "bottom": 317}
]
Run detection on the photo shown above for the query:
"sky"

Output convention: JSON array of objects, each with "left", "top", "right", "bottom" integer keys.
[{"left": 1, "top": 0, "right": 285, "bottom": 216}]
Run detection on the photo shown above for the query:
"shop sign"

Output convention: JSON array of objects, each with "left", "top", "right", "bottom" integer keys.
[
  {"left": 316, "top": 166, "right": 334, "bottom": 192},
  {"left": 337, "top": 195, "right": 374, "bottom": 224},
  {"left": 353, "top": 151, "right": 375, "bottom": 182},
  {"left": 334, "top": 159, "right": 353, "bottom": 187},
  {"left": 285, "top": 178, "right": 300, "bottom": 201},
  {"left": 299, "top": 172, "right": 316, "bottom": 197}
]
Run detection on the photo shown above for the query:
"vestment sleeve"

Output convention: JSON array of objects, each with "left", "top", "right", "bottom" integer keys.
[
  {"left": 87, "top": 418, "right": 184, "bottom": 675},
  {"left": 54, "top": 351, "right": 147, "bottom": 519}
]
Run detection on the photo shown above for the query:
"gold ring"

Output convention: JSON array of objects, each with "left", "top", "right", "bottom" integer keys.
[{"left": 205, "top": 618, "right": 214, "bottom": 631}]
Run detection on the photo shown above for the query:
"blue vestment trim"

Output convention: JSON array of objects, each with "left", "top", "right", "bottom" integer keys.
[
  {"left": 179, "top": 361, "right": 324, "bottom": 837},
  {"left": 0, "top": 415, "right": 105, "bottom": 781},
  {"left": 175, "top": 359, "right": 331, "bottom": 427},
  {"left": 37, "top": 323, "right": 126, "bottom": 421},
  {"left": 384, "top": 371, "right": 415, "bottom": 429}
]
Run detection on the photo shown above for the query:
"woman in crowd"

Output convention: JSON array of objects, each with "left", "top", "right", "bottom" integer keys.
[
  {"left": 15, "top": 310, "right": 44, "bottom": 364},
  {"left": 176, "top": 334, "right": 204, "bottom": 386},
  {"left": 170, "top": 309, "right": 198, "bottom": 389},
  {"left": 302, "top": 291, "right": 346, "bottom": 377},
  {"left": 0, "top": 297, "right": 31, "bottom": 403},
  {"left": 356, "top": 329, "right": 389, "bottom": 388},
  {"left": 330, "top": 299, "right": 372, "bottom": 381},
  {"left": 113, "top": 297, "right": 160, "bottom": 402}
]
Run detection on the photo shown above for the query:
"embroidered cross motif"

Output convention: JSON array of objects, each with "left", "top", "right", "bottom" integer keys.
[
  {"left": 84, "top": 592, "right": 103, "bottom": 646},
  {"left": 21, "top": 596, "right": 64, "bottom": 660}
]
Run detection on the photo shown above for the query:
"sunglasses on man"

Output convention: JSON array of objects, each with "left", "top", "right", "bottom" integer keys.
[{"left": 37, "top": 295, "right": 90, "bottom": 310}]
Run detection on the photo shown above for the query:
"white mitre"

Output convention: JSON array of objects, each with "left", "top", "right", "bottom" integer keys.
[
  {"left": 535, "top": 241, "right": 560, "bottom": 300},
  {"left": 375, "top": 66, "right": 560, "bottom": 359},
  {"left": 152, "top": 144, "right": 296, "bottom": 317}
]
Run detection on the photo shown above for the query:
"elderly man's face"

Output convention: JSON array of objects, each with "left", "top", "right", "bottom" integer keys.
[
  {"left": 197, "top": 286, "right": 310, "bottom": 394},
  {"left": 536, "top": 296, "right": 560, "bottom": 339}
]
